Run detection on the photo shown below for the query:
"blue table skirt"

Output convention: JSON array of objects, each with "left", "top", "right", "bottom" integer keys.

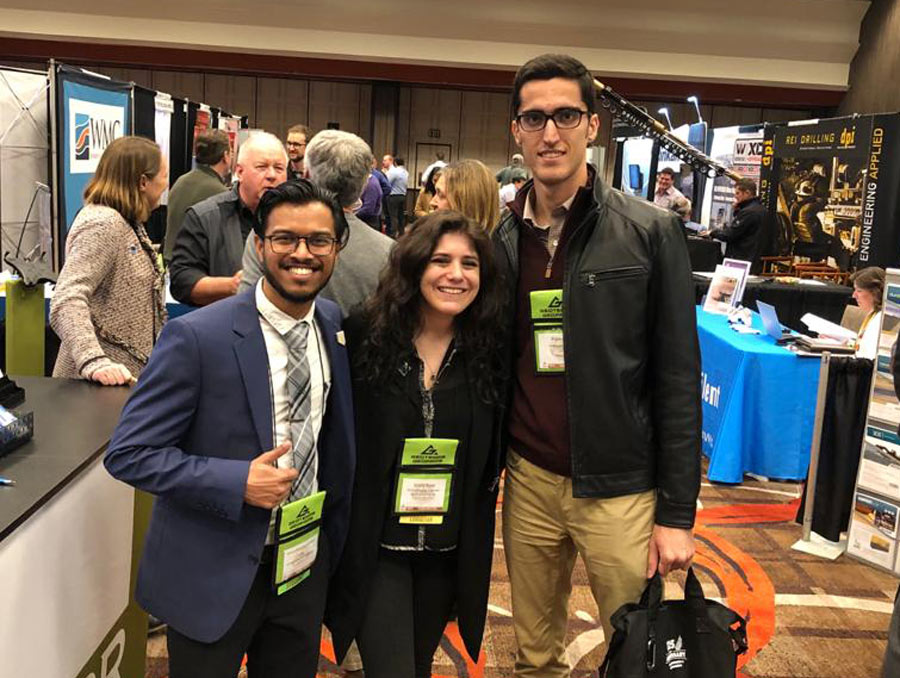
[{"left": 697, "top": 307, "right": 820, "bottom": 483}]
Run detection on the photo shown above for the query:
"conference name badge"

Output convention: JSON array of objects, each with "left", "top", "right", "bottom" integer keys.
[
  {"left": 272, "top": 490, "right": 326, "bottom": 596},
  {"left": 393, "top": 438, "right": 459, "bottom": 525},
  {"left": 530, "top": 289, "right": 565, "bottom": 374}
]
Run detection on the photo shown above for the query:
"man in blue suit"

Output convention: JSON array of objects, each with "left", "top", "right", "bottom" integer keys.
[{"left": 105, "top": 179, "right": 355, "bottom": 678}]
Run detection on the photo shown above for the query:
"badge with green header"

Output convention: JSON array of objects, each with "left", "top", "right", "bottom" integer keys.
[
  {"left": 530, "top": 289, "right": 564, "bottom": 322},
  {"left": 401, "top": 438, "right": 459, "bottom": 467},
  {"left": 272, "top": 490, "right": 326, "bottom": 595},
  {"left": 278, "top": 489, "right": 325, "bottom": 535}
]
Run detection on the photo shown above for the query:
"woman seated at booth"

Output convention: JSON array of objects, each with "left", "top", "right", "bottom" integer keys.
[
  {"left": 850, "top": 266, "right": 885, "bottom": 359},
  {"left": 50, "top": 136, "right": 168, "bottom": 386}
]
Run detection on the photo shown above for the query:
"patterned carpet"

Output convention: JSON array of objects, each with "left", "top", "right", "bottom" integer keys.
[{"left": 146, "top": 472, "right": 899, "bottom": 677}]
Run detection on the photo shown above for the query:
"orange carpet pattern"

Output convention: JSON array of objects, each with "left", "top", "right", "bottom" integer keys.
[{"left": 146, "top": 475, "right": 899, "bottom": 677}]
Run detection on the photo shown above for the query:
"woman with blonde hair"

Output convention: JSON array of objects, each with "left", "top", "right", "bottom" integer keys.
[
  {"left": 51, "top": 135, "right": 168, "bottom": 386},
  {"left": 430, "top": 159, "right": 501, "bottom": 233}
]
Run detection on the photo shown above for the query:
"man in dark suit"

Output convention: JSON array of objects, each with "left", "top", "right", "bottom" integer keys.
[
  {"left": 105, "top": 179, "right": 354, "bottom": 678},
  {"left": 702, "top": 178, "right": 770, "bottom": 273}
]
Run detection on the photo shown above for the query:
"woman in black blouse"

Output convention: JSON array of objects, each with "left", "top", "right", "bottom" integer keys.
[{"left": 328, "top": 211, "right": 505, "bottom": 678}]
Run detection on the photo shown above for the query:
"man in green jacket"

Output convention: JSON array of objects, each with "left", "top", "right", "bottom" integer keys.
[{"left": 163, "top": 129, "right": 232, "bottom": 263}]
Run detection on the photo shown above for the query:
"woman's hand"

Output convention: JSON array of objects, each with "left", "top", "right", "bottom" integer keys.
[{"left": 90, "top": 363, "right": 136, "bottom": 386}]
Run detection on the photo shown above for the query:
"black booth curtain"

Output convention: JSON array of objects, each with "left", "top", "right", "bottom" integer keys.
[
  {"left": 169, "top": 98, "right": 189, "bottom": 185},
  {"left": 132, "top": 86, "right": 166, "bottom": 243},
  {"left": 132, "top": 86, "right": 156, "bottom": 139},
  {"left": 796, "top": 357, "right": 874, "bottom": 541}
]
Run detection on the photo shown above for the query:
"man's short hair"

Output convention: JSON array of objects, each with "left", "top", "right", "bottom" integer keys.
[
  {"left": 512, "top": 153, "right": 524, "bottom": 165},
  {"left": 394, "top": 156, "right": 405, "bottom": 166},
  {"left": 195, "top": 130, "right": 230, "bottom": 166},
  {"left": 305, "top": 130, "right": 374, "bottom": 208},
  {"left": 658, "top": 167, "right": 676, "bottom": 178},
  {"left": 287, "top": 124, "right": 311, "bottom": 139},
  {"left": 237, "top": 131, "right": 288, "bottom": 165},
  {"left": 734, "top": 178, "right": 758, "bottom": 195},
  {"left": 512, "top": 54, "right": 595, "bottom": 117},
  {"left": 254, "top": 178, "right": 349, "bottom": 247}
]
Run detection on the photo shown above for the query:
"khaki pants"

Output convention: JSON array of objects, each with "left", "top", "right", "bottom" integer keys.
[{"left": 502, "top": 450, "right": 655, "bottom": 678}]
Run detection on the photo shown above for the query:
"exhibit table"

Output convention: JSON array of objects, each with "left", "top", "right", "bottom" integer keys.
[
  {"left": 697, "top": 308, "right": 820, "bottom": 483},
  {"left": 694, "top": 276, "right": 853, "bottom": 329},
  {"left": 687, "top": 236, "right": 722, "bottom": 272},
  {"left": 0, "top": 377, "right": 149, "bottom": 678}
]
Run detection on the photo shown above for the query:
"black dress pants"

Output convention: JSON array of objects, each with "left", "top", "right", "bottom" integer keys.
[
  {"left": 166, "top": 536, "right": 329, "bottom": 678},
  {"left": 356, "top": 548, "right": 457, "bottom": 678},
  {"left": 386, "top": 195, "right": 407, "bottom": 237}
]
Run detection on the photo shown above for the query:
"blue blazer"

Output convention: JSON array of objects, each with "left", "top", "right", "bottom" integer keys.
[{"left": 105, "top": 290, "right": 355, "bottom": 643}]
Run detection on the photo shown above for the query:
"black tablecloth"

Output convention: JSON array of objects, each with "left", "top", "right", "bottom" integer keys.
[
  {"left": 694, "top": 277, "right": 853, "bottom": 329},
  {"left": 687, "top": 237, "right": 721, "bottom": 272}
]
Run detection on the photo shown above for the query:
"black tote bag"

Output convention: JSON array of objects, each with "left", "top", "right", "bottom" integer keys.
[{"left": 600, "top": 568, "right": 748, "bottom": 677}]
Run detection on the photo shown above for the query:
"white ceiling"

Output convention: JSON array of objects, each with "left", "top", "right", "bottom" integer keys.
[{"left": 0, "top": 0, "right": 871, "bottom": 89}]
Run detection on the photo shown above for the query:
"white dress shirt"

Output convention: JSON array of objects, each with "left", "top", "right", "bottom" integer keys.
[{"left": 256, "top": 280, "right": 331, "bottom": 541}]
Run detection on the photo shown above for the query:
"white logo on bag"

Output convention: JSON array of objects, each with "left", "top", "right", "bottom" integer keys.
[{"left": 665, "top": 636, "right": 687, "bottom": 670}]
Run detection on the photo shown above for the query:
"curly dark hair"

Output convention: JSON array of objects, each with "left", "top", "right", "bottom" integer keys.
[{"left": 355, "top": 211, "right": 505, "bottom": 404}]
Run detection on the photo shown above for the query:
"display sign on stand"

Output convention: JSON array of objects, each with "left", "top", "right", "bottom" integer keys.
[
  {"left": 55, "top": 66, "right": 131, "bottom": 241},
  {"left": 759, "top": 114, "right": 900, "bottom": 272},
  {"left": 847, "top": 268, "right": 900, "bottom": 575}
]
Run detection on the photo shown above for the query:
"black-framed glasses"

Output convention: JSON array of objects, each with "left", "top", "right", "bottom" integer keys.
[
  {"left": 286, "top": 141, "right": 306, "bottom": 148},
  {"left": 515, "top": 107, "right": 589, "bottom": 132},
  {"left": 264, "top": 233, "right": 337, "bottom": 255}
]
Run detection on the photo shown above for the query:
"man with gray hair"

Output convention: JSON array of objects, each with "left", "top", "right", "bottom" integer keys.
[
  {"left": 170, "top": 132, "right": 287, "bottom": 306},
  {"left": 240, "top": 130, "right": 393, "bottom": 316}
]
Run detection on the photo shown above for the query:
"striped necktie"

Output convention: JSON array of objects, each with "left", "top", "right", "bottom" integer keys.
[{"left": 284, "top": 321, "right": 317, "bottom": 500}]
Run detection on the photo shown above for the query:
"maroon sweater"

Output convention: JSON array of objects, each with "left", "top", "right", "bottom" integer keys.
[{"left": 508, "top": 184, "right": 595, "bottom": 476}]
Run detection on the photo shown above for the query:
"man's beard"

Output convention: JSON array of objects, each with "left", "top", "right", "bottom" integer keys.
[{"left": 262, "top": 257, "right": 330, "bottom": 304}]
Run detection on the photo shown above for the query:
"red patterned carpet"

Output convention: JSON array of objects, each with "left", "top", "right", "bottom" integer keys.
[{"left": 146, "top": 473, "right": 898, "bottom": 677}]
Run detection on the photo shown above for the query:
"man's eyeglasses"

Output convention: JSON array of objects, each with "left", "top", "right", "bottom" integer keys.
[
  {"left": 264, "top": 233, "right": 338, "bottom": 255},
  {"left": 515, "top": 108, "right": 589, "bottom": 132},
  {"left": 286, "top": 142, "right": 306, "bottom": 148}
]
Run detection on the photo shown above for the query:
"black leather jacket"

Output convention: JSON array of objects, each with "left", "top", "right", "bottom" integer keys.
[{"left": 494, "top": 173, "right": 701, "bottom": 529}]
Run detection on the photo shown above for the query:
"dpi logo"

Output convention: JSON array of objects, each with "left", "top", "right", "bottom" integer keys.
[
  {"left": 419, "top": 445, "right": 439, "bottom": 456},
  {"left": 548, "top": 296, "right": 562, "bottom": 309},
  {"left": 665, "top": 635, "right": 687, "bottom": 671}
]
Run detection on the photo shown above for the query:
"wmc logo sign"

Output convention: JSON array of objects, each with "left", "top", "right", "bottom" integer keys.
[{"left": 69, "top": 99, "right": 125, "bottom": 173}]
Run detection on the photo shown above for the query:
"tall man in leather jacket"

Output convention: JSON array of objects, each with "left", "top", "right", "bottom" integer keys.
[{"left": 495, "top": 54, "right": 701, "bottom": 677}]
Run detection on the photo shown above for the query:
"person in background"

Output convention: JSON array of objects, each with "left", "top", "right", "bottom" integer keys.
[
  {"left": 50, "top": 136, "right": 168, "bottom": 386},
  {"left": 653, "top": 167, "right": 692, "bottom": 221},
  {"left": 163, "top": 129, "right": 231, "bottom": 263},
  {"left": 496, "top": 153, "right": 525, "bottom": 185},
  {"left": 499, "top": 167, "right": 528, "bottom": 207},
  {"left": 430, "top": 159, "right": 501, "bottom": 233},
  {"left": 356, "top": 163, "right": 384, "bottom": 231},
  {"left": 169, "top": 132, "right": 287, "bottom": 306},
  {"left": 286, "top": 124, "right": 311, "bottom": 180},
  {"left": 327, "top": 211, "right": 505, "bottom": 678},
  {"left": 373, "top": 157, "right": 393, "bottom": 233},
  {"left": 385, "top": 155, "right": 409, "bottom": 237},
  {"left": 420, "top": 151, "right": 447, "bottom": 187},
  {"left": 240, "top": 130, "right": 394, "bottom": 317},
  {"left": 851, "top": 266, "right": 885, "bottom": 359},
  {"left": 701, "top": 178, "right": 768, "bottom": 273},
  {"left": 414, "top": 167, "right": 442, "bottom": 218}
]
